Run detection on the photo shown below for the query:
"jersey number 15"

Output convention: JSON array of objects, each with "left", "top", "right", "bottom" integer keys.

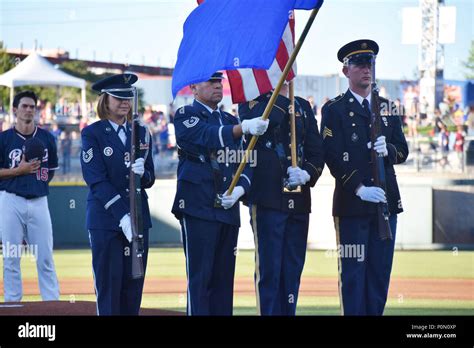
[{"left": 36, "top": 168, "right": 49, "bottom": 182}]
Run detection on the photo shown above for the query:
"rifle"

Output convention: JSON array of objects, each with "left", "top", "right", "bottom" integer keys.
[
  {"left": 129, "top": 87, "right": 145, "bottom": 279},
  {"left": 369, "top": 55, "right": 393, "bottom": 241}
]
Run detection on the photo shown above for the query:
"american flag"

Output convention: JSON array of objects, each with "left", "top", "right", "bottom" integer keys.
[{"left": 197, "top": 0, "right": 297, "bottom": 104}]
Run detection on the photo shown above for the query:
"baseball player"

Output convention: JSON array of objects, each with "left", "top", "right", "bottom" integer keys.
[{"left": 0, "top": 90, "right": 60, "bottom": 302}]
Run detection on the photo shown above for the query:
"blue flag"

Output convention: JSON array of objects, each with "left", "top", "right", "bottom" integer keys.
[{"left": 172, "top": 0, "right": 323, "bottom": 98}]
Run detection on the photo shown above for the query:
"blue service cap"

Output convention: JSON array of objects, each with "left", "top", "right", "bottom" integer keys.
[
  {"left": 208, "top": 72, "right": 225, "bottom": 82},
  {"left": 337, "top": 39, "right": 379, "bottom": 65},
  {"left": 91, "top": 73, "right": 138, "bottom": 99},
  {"left": 23, "top": 137, "right": 45, "bottom": 162}
]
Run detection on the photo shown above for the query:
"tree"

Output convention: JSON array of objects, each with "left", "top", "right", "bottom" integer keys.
[
  {"left": 0, "top": 41, "right": 16, "bottom": 112},
  {"left": 465, "top": 40, "right": 474, "bottom": 80}
]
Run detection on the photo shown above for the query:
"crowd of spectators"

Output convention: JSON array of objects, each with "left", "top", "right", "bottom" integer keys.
[{"left": 1, "top": 92, "right": 473, "bottom": 176}]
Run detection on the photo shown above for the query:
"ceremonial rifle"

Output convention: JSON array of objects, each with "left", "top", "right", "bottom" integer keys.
[
  {"left": 369, "top": 56, "right": 392, "bottom": 241},
  {"left": 130, "top": 87, "right": 145, "bottom": 278}
]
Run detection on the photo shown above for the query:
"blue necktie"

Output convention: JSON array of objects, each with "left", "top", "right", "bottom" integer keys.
[
  {"left": 117, "top": 125, "right": 126, "bottom": 145},
  {"left": 212, "top": 111, "right": 222, "bottom": 125}
]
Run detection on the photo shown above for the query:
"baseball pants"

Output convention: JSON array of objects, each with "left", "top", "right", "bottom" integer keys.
[{"left": 0, "top": 191, "right": 60, "bottom": 302}]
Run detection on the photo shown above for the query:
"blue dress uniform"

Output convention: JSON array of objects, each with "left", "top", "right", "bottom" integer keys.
[
  {"left": 171, "top": 99, "right": 252, "bottom": 316},
  {"left": 239, "top": 93, "right": 324, "bottom": 315},
  {"left": 80, "top": 74, "right": 155, "bottom": 315},
  {"left": 321, "top": 40, "right": 408, "bottom": 315}
]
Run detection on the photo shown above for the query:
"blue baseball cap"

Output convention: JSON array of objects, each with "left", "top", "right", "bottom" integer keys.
[{"left": 23, "top": 137, "right": 45, "bottom": 162}]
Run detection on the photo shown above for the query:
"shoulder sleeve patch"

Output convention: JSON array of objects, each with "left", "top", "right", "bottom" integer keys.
[
  {"left": 82, "top": 148, "right": 93, "bottom": 163},
  {"left": 322, "top": 126, "right": 333, "bottom": 139},
  {"left": 183, "top": 116, "right": 200, "bottom": 128},
  {"left": 249, "top": 100, "right": 259, "bottom": 110}
]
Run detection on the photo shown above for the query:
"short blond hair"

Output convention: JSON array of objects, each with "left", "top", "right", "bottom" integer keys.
[{"left": 96, "top": 93, "right": 132, "bottom": 121}]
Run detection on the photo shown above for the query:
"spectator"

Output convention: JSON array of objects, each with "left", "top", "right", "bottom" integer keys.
[
  {"left": 50, "top": 123, "right": 62, "bottom": 144},
  {"left": 419, "top": 96, "right": 428, "bottom": 125},
  {"left": 61, "top": 131, "right": 72, "bottom": 175},
  {"left": 143, "top": 105, "right": 154, "bottom": 124},
  {"left": 307, "top": 95, "right": 318, "bottom": 115},
  {"left": 454, "top": 125, "right": 465, "bottom": 170},
  {"left": 434, "top": 108, "right": 443, "bottom": 134},
  {"left": 158, "top": 117, "right": 169, "bottom": 153},
  {"left": 168, "top": 102, "right": 175, "bottom": 124},
  {"left": 453, "top": 104, "right": 464, "bottom": 126},
  {"left": 438, "top": 97, "right": 450, "bottom": 119},
  {"left": 79, "top": 116, "right": 88, "bottom": 131},
  {"left": 438, "top": 123, "right": 450, "bottom": 169},
  {"left": 466, "top": 106, "right": 474, "bottom": 136}
]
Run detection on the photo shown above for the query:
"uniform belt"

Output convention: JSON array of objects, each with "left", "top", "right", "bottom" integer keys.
[{"left": 177, "top": 148, "right": 210, "bottom": 164}]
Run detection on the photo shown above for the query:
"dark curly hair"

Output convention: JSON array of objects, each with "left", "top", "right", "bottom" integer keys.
[{"left": 13, "top": 90, "right": 38, "bottom": 108}]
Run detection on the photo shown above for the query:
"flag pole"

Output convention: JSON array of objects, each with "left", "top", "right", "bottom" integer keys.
[
  {"left": 287, "top": 79, "right": 302, "bottom": 192},
  {"left": 227, "top": 6, "right": 321, "bottom": 194},
  {"left": 289, "top": 80, "right": 297, "bottom": 168}
]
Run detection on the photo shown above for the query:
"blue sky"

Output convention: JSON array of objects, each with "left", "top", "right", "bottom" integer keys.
[{"left": 1, "top": 0, "right": 472, "bottom": 80}]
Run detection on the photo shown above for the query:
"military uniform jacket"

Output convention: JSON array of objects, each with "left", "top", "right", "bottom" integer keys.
[
  {"left": 80, "top": 119, "right": 155, "bottom": 230},
  {"left": 239, "top": 93, "right": 324, "bottom": 214},
  {"left": 321, "top": 90, "right": 409, "bottom": 217},
  {"left": 171, "top": 100, "right": 252, "bottom": 227}
]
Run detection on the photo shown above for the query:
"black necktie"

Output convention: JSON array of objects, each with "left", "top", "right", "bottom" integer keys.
[
  {"left": 362, "top": 99, "right": 371, "bottom": 118},
  {"left": 212, "top": 111, "right": 222, "bottom": 124},
  {"left": 117, "top": 125, "right": 126, "bottom": 134}
]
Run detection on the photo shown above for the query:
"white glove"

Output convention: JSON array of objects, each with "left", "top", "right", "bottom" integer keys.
[
  {"left": 367, "top": 136, "right": 388, "bottom": 157},
  {"left": 241, "top": 117, "right": 269, "bottom": 136},
  {"left": 131, "top": 158, "right": 145, "bottom": 177},
  {"left": 221, "top": 186, "right": 245, "bottom": 210},
  {"left": 119, "top": 214, "right": 133, "bottom": 243},
  {"left": 287, "top": 166, "right": 311, "bottom": 186},
  {"left": 356, "top": 185, "right": 387, "bottom": 203}
]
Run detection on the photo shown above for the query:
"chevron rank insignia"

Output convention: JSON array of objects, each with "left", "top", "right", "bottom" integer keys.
[
  {"left": 323, "top": 126, "right": 333, "bottom": 139},
  {"left": 249, "top": 100, "right": 258, "bottom": 110},
  {"left": 82, "top": 148, "right": 93, "bottom": 163},
  {"left": 183, "top": 116, "right": 200, "bottom": 128}
]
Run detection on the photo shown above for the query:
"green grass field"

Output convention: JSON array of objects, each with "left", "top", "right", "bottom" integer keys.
[{"left": 1, "top": 249, "right": 473, "bottom": 315}]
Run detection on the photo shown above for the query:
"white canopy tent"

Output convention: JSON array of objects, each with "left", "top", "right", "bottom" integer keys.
[{"left": 0, "top": 52, "right": 86, "bottom": 120}]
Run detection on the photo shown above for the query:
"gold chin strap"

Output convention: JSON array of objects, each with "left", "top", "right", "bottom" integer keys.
[{"left": 343, "top": 49, "right": 375, "bottom": 61}]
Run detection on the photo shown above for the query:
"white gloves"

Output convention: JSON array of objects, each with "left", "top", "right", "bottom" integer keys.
[
  {"left": 356, "top": 185, "right": 387, "bottom": 203},
  {"left": 367, "top": 136, "right": 388, "bottom": 157},
  {"left": 241, "top": 117, "right": 269, "bottom": 136},
  {"left": 287, "top": 166, "right": 311, "bottom": 186},
  {"left": 131, "top": 158, "right": 145, "bottom": 177},
  {"left": 119, "top": 214, "right": 133, "bottom": 243},
  {"left": 221, "top": 186, "right": 245, "bottom": 210}
]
